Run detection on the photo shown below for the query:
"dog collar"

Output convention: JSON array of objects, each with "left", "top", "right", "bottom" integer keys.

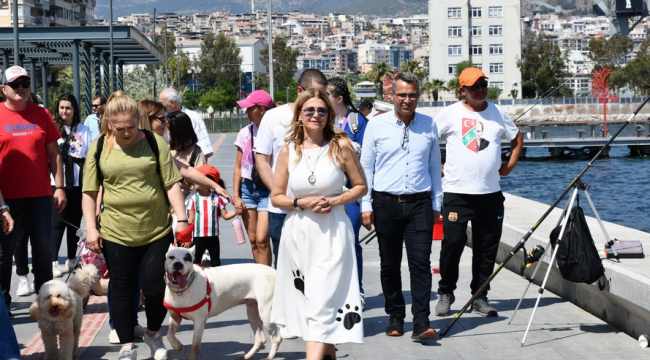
[
  {"left": 164, "top": 276, "right": 212, "bottom": 320},
  {"left": 164, "top": 268, "right": 197, "bottom": 296}
]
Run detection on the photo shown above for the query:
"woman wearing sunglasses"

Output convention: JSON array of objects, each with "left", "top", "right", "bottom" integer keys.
[
  {"left": 138, "top": 100, "right": 167, "bottom": 137},
  {"left": 270, "top": 89, "right": 367, "bottom": 360},
  {"left": 167, "top": 110, "right": 205, "bottom": 199}
]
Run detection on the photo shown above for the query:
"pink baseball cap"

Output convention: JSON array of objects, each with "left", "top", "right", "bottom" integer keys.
[
  {"left": 237, "top": 90, "right": 275, "bottom": 109},
  {"left": 3, "top": 66, "right": 30, "bottom": 84}
]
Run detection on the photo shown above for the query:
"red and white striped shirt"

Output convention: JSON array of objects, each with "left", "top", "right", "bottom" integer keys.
[{"left": 186, "top": 191, "right": 227, "bottom": 237}]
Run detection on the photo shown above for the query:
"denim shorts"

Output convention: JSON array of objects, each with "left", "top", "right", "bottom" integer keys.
[{"left": 240, "top": 178, "right": 270, "bottom": 211}]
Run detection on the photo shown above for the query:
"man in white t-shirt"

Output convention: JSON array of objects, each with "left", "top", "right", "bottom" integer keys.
[
  {"left": 159, "top": 88, "right": 214, "bottom": 160},
  {"left": 434, "top": 67, "right": 523, "bottom": 318},
  {"left": 255, "top": 69, "right": 329, "bottom": 268}
]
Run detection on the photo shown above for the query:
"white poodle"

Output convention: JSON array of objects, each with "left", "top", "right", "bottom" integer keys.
[{"left": 29, "top": 265, "right": 97, "bottom": 360}]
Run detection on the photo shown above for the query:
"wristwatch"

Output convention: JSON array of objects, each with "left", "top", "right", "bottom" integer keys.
[
  {"left": 293, "top": 198, "right": 302, "bottom": 211},
  {"left": 0, "top": 204, "right": 9, "bottom": 213}
]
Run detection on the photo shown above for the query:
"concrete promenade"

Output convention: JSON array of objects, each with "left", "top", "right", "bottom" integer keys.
[{"left": 9, "top": 133, "right": 649, "bottom": 359}]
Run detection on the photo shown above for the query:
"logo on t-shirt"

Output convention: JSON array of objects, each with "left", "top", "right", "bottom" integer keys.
[{"left": 462, "top": 118, "right": 490, "bottom": 153}]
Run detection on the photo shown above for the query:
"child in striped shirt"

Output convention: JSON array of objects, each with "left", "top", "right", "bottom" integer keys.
[{"left": 187, "top": 165, "right": 236, "bottom": 267}]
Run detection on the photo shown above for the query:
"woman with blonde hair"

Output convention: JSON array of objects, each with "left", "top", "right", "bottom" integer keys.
[
  {"left": 270, "top": 89, "right": 367, "bottom": 360},
  {"left": 82, "top": 91, "right": 187, "bottom": 360}
]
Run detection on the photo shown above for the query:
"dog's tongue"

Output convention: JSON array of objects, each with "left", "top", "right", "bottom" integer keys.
[{"left": 173, "top": 272, "right": 188, "bottom": 288}]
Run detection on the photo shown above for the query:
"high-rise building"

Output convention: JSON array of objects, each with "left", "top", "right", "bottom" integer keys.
[
  {"left": 0, "top": 0, "right": 95, "bottom": 27},
  {"left": 429, "top": 0, "right": 521, "bottom": 99}
]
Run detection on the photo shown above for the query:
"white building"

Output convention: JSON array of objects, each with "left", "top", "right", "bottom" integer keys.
[
  {"left": 429, "top": 0, "right": 522, "bottom": 99},
  {"left": 358, "top": 41, "right": 413, "bottom": 73}
]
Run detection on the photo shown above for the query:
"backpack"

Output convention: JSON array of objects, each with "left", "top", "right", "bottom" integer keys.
[
  {"left": 348, "top": 111, "right": 360, "bottom": 134},
  {"left": 549, "top": 205, "right": 605, "bottom": 284},
  {"left": 94, "top": 129, "right": 169, "bottom": 206}
]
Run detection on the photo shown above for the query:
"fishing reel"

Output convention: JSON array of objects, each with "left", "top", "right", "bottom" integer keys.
[{"left": 520, "top": 245, "right": 546, "bottom": 275}]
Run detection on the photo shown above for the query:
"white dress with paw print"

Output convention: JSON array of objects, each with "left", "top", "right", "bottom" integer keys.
[{"left": 271, "top": 144, "right": 364, "bottom": 344}]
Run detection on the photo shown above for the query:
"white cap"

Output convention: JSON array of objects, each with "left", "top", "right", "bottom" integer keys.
[{"left": 3, "top": 66, "right": 30, "bottom": 84}]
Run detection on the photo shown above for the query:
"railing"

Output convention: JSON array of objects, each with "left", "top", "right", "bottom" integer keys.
[
  {"left": 35, "top": 16, "right": 50, "bottom": 26},
  {"left": 34, "top": 0, "right": 49, "bottom": 7},
  {"left": 18, "top": 14, "right": 36, "bottom": 24},
  {"left": 203, "top": 117, "right": 249, "bottom": 133},
  {"left": 418, "top": 97, "right": 649, "bottom": 108}
]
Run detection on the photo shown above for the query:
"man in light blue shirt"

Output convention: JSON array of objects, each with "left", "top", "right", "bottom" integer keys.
[
  {"left": 83, "top": 95, "right": 105, "bottom": 140},
  {"left": 360, "top": 72, "right": 443, "bottom": 341}
]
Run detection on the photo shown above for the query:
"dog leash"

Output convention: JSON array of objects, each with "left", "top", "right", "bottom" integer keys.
[{"left": 52, "top": 214, "right": 86, "bottom": 283}]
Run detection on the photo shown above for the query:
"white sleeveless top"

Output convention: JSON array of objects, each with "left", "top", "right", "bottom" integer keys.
[{"left": 288, "top": 143, "right": 344, "bottom": 199}]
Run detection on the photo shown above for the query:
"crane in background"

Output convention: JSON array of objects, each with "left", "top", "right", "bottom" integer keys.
[
  {"left": 594, "top": 0, "right": 649, "bottom": 36},
  {"left": 524, "top": 0, "right": 563, "bottom": 30}
]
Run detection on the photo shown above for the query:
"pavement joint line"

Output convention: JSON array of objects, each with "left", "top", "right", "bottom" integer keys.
[
  {"left": 20, "top": 295, "right": 109, "bottom": 359},
  {"left": 211, "top": 133, "right": 227, "bottom": 155}
]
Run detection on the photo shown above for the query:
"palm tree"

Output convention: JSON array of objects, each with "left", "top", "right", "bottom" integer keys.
[
  {"left": 413, "top": 68, "right": 428, "bottom": 82},
  {"left": 400, "top": 59, "right": 421, "bottom": 74},
  {"left": 422, "top": 78, "right": 448, "bottom": 102},
  {"left": 367, "top": 62, "right": 394, "bottom": 99}
]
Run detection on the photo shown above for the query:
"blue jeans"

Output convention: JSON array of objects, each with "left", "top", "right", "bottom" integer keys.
[
  {"left": 240, "top": 179, "right": 270, "bottom": 211},
  {"left": 0, "top": 196, "right": 53, "bottom": 307},
  {"left": 268, "top": 212, "right": 286, "bottom": 269},
  {"left": 0, "top": 284, "right": 20, "bottom": 359},
  {"left": 345, "top": 201, "right": 364, "bottom": 294}
]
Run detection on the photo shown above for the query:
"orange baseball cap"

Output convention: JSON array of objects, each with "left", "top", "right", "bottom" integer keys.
[
  {"left": 197, "top": 165, "right": 220, "bottom": 183},
  {"left": 459, "top": 67, "right": 489, "bottom": 87}
]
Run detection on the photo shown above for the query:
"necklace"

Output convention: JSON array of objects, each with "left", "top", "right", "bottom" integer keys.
[{"left": 302, "top": 140, "right": 327, "bottom": 185}]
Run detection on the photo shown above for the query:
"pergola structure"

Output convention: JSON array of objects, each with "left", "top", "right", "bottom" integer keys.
[{"left": 0, "top": 26, "right": 163, "bottom": 114}]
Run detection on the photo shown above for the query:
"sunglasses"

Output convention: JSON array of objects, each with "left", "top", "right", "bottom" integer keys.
[
  {"left": 302, "top": 107, "right": 329, "bottom": 118},
  {"left": 465, "top": 81, "right": 489, "bottom": 91},
  {"left": 92, "top": 103, "right": 104, "bottom": 108},
  {"left": 150, "top": 115, "right": 167, "bottom": 123},
  {"left": 5, "top": 81, "right": 30, "bottom": 90}
]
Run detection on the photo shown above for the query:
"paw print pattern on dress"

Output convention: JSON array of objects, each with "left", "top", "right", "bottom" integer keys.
[
  {"left": 292, "top": 270, "right": 304, "bottom": 295},
  {"left": 336, "top": 304, "right": 361, "bottom": 330}
]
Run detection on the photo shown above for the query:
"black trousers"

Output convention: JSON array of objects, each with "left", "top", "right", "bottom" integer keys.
[
  {"left": 373, "top": 194, "right": 434, "bottom": 325},
  {"left": 193, "top": 236, "right": 221, "bottom": 267},
  {"left": 0, "top": 196, "right": 53, "bottom": 307},
  {"left": 102, "top": 232, "right": 173, "bottom": 344},
  {"left": 12, "top": 218, "right": 29, "bottom": 276},
  {"left": 438, "top": 192, "right": 504, "bottom": 298},
  {"left": 50, "top": 186, "right": 83, "bottom": 261}
]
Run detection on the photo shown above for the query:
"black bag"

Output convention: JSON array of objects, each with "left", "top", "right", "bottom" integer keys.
[
  {"left": 549, "top": 206, "right": 605, "bottom": 284},
  {"left": 249, "top": 125, "right": 267, "bottom": 191}
]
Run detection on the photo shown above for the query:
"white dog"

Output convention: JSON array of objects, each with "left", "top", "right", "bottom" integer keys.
[
  {"left": 29, "top": 265, "right": 97, "bottom": 360},
  {"left": 164, "top": 245, "right": 282, "bottom": 360}
]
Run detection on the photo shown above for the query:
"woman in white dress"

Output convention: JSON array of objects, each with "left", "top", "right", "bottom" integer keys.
[{"left": 271, "top": 88, "right": 368, "bottom": 360}]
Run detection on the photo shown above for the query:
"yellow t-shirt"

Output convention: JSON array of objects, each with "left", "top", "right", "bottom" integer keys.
[{"left": 83, "top": 133, "right": 183, "bottom": 247}]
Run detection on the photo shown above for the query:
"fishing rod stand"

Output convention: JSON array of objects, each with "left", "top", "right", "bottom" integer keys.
[{"left": 510, "top": 180, "right": 618, "bottom": 347}]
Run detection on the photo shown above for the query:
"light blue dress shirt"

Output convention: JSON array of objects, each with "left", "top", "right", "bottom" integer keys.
[
  {"left": 360, "top": 110, "right": 443, "bottom": 213},
  {"left": 84, "top": 113, "right": 101, "bottom": 141}
]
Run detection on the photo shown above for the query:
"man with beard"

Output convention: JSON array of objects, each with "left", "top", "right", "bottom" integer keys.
[{"left": 434, "top": 67, "right": 523, "bottom": 317}]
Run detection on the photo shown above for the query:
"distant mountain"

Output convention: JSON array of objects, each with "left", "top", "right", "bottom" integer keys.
[{"left": 95, "top": 0, "right": 428, "bottom": 18}]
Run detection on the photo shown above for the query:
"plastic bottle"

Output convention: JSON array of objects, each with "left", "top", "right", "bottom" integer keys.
[{"left": 233, "top": 216, "right": 246, "bottom": 245}]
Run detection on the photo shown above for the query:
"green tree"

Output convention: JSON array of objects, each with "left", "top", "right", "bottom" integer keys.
[
  {"left": 182, "top": 90, "right": 202, "bottom": 110},
  {"left": 517, "top": 30, "right": 569, "bottom": 98},
  {"left": 421, "top": 78, "right": 447, "bottom": 101},
  {"left": 262, "top": 79, "right": 299, "bottom": 103},
  {"left": 588, "top": 34, "right": 633, "bottom": 90},
  {"left": 626, "top": 39, "right": 650, "bottom": 96},
  {"left": 196, "top": 32, "right": 242, "bottom": 89},
  {"left": 446, "top": 60, "right": 474, "bottom": 99},
  {"left": 200, "top": 83, "right": 238, "bottom": 113},
  {"left": 253, "top": 73, "right": 269, "bottom": 91},
  {"left": 124, "top": 67, "right": 166, "bottom": 102},
  {"left": 400, "top": 59, "right": 421, "bottom": 74},
  {"left": 487, "top": 87, "right": 501, "bottom": 100},
  {"left": 366, "top": 62, "right": 394, "bottom": 99},
  {"left": 260, "top": 37, "right": 299, "bottom": 95}
]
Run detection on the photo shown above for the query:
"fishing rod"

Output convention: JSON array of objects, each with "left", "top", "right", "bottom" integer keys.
[
  {"left": 437, "top": 94, "right": 650, "bottom": 339},
  {"left": 511, "top": 73, "right": 583, "bottom": 122}
]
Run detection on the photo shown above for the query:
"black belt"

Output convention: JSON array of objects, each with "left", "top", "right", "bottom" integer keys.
[{"left": 373, "top": 190, "right": 430, "bottom": 203}]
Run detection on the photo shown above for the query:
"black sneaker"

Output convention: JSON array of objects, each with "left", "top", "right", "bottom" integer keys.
[
  {"left": 435, "top": 293, "right": 455, "bottom": 316},
  {"left": 385, "top": 315, "right": 404, "bottom": 336},
  {"left": 411, "top": 322, "right": 438, "bottom": 340},
  {"left": 471, "top": 297, "right": 498, "bottom": 317}
]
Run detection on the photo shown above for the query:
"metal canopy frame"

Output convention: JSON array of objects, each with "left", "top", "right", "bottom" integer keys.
[{"left": 0, "top": 26, "right": 162, "bottom": 114}]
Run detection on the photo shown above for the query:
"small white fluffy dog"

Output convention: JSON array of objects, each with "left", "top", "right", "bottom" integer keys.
[
  {"left": 164, "top": 245, "right": 282, "bottom": 360},
  {"left": 29, "top": 265, "right": 97, "bottom": 360}
]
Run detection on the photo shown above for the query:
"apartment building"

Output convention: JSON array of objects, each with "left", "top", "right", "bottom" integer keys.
[
  {"left": 429, "top": 0, "right": 521, "bottom": 99},
  {"left": 358, "top": 41, "right": 413, "bottom": 73},
  {"left": 0, "top": 0, "right": 94, "bottom": 27}
]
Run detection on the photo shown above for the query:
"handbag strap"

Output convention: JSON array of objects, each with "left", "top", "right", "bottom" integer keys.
[{"left": 249, "top": 124, "right": 257, "bottom": 166}]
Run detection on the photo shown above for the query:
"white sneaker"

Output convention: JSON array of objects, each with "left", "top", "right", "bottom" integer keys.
[
  {"left": 133, "top": 324, "right": 146, "bottom": 339},
  {"left": 16, "top": 278, "right": 32, "bottom": 297},
  {"left": 143, "top": 331, "right": 167, "bottom": 360},
  {"left": 118, "top": 345, "right": 137, "bottom": 360},
  {"left": 65, "top": 259, "right": 76, "bottom": 272},
  {"left": 108, "top": 329, "right": 120, "bottom": 344},
  {"left": 52, "top": 262, "right": 62, "bottom": 278}
]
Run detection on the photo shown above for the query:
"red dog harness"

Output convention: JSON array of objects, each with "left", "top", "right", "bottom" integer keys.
[{"left": 164, "top": 277, "right": 212, "bottom": 320}]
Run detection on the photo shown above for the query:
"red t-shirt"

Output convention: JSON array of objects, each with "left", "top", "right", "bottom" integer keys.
[{"left": 0, "top": 102, "right": 61, "bottom": 199}]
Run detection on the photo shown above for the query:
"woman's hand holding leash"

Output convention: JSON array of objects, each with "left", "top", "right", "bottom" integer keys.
[{"left": 86, "top": 228, "right": 103, "bottom": 254}]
